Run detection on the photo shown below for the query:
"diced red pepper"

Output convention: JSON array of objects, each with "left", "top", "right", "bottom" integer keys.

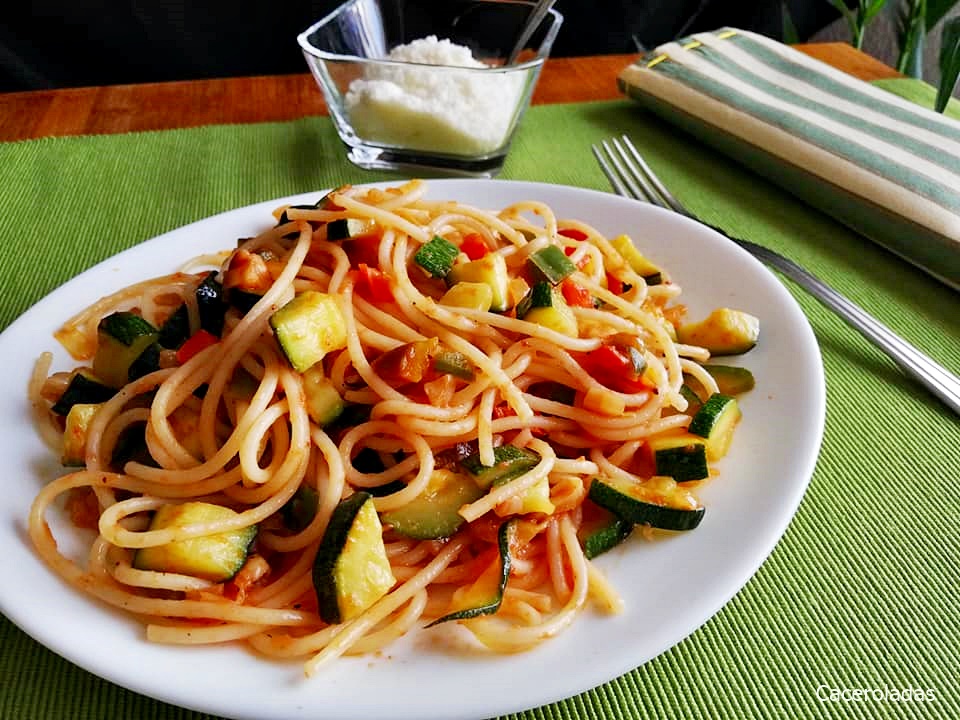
[
  {"left": 459, "top": 233, "right": 490, "bottom": 261},
  {"left": 561, "top": 278, "right": 594, "bottom": 308},
  {"left": 558, "top": 227, "right": 588, "bottom": 241},
  {"left": 355, "top": 263, "right": 394, "bottom": 303},
  {"left": 608, "top": 376, "right": 650, "bottom": 394},
  {"left": 176, "top": 329, "right": 219, "bottom": 364},
  {"left": 578, "top": 344, "right": 650, "bottom": 394},
  {"left": 581, "top": 345, "right": 634, "bottom": 377},
  {"left": 343, "top": 233, "right": 382, "bottom": 269},
  {"left": 606, "top": 271, "right": 625, "bottom": 295}
]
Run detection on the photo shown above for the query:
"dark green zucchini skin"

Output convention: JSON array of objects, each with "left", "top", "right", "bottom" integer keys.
[
  {"left": 94, "top": 312, "right": 159, "bottom": 388},
  {"left": 127, "top": 342, "right": 160, "bottom": 381},
  {"left": 229, "top": 289, "right": 263, "bottom": 314},
  {"left": 195, "top": 271, "right": 227, "bottom": 337},
  {"left": 51, "top": 372, "right": 116, "bottom": 415},
  {"left": 578, "top": 508, "right": 633, "bottom": 559},
  {"left": 588, "top": 478, "right": 705, "bottom": 532},
  {"left": 312, "top": 492, "right": 372, "bottom": 624},
  {"left": 426, "top": 519, "right": 515, "bottom": 627},
  {"left": 688, "top": 394, "right": 736, "bottom": 438},
  {"left": 684, "top": 365, "right": 755, "bottom": 402},
  {"left": 651, "top": 441, "right": 709, "bottom": 482},
  {"left": 158, "top": 304, "right": 190, "bottom": 349},
  {"left": 380, "top": 470, "right": 483, "bottom": 541},
  {"left": 414, "top": 236, "right": 460, "bottom": 278},
  {"left": 282, "top": 485, "right": 319, "bottom": 533},
  {"left": 459, "top": 445, "right": 540, "bottom": 489}
]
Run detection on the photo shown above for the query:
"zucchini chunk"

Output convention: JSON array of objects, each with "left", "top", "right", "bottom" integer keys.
[
  {"left": 688, "top": 394, "right": 741, "bottom": 461},
  {"left": 460, "top": 444, "right": 550, "bottom": 515},
  {"left": 127, "top": 342, "right": 161, "bottom": 381},
  {"left": 380, "top": 469, "right": 484, "bottom": 540},
  {"left": 93, "top": 312, "right": 160, "bottom": 388},
  {"left": 302, "top": 365, "right": 345, "bottom": 427},
  {"left": 61, "top": 403, "right": 101, "bottom": 466},
  {"left": 110, "top": 422, "right": 154, "bottom": 469},
  {"left": 327, "top": 218, "right": 375, "bottom": 242},
  {"left": 324, "top": 403, "right": 373, "bottom": 436},
  {"left": 414, "top": 236, "right": 460, "bottom": 278},
  {"left": 459, "top": 444, "right": 541, "bottom": 490},
  {"left": 427, "top": 519, "right": 515, "bottom": 626},
  {"left": 677, "top": 308, "right": 760, "bottom": 355},
  {"left": 228, "top": 290, "right": 262, "bottom": 314},
  {"left": 493, "top": 474, "right": 554, "bottom": 516},
  {"left": 447, "top": 253, "right": 511, "bottom": 312},
  {"left": 516, "top": 282, "right": 578, "bottom": 337},
  {"left": 313, "top": 492, "right": 395, "bottom": 624},
  {"left": 133, "top": 502, "right": 258, "bottom": 582},
  {"left": 51, "top": 371, "right": 115, "bottom": 415},
  {"left": 678, "top": 384, "right": 704, "bottom": 415},
  {"left": 610, "top": 234, "right": 663, "bottom": 285},
  {"left": 158, "top": 304, "right": 190, "bottom": 349},
  {"left": 439, "top": 281, "right": 494, "bottom": 312},
  {"left": 708, "top": 364, "right": 755, "bottom": 395},
  {"left": 282, "top": 485, "right": 319, "bottom": 533},
  {"left": 528, "top": 245, "right": 576, "bottom": 285},
  {"left": 588, "top": 477, "right": 704, "bottom": 531},
  {"left": 269, "top": 291, "right": 348, "bottom": 373},
  {"left": 577, "top": 502, "right": 633, "bottom": 559},
  {"left": 433, "top": 349, "right": 475, "bottom": 380},
  {"left": 646, "top": 435, "right": 709, "bottom": 482}
]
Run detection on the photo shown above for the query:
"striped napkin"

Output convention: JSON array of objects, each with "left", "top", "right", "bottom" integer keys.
[{"left": 618, "top": 28, "right": 960, "bottom": 290}]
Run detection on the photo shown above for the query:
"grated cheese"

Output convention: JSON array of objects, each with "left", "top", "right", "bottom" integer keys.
[{"left": 344, "top": 36, "right": 526, "bottom": 156}]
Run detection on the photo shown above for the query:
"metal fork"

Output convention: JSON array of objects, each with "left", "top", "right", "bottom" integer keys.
[{"left": 593, "top": 135, "right": 960, "bottom": 416}]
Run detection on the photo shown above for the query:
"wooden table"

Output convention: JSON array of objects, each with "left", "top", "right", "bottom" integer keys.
[{"left": 0, "top": 43, "right": 898, "bottom": 143}]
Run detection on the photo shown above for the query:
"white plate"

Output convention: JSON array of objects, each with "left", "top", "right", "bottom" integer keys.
[{"left": 0, "top": 180, "right": 825, "bottom": 720}]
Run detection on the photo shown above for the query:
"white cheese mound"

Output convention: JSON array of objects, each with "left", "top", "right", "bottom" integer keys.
[{"left": 344, "top": 36, "right": 526, "bottom": 156}]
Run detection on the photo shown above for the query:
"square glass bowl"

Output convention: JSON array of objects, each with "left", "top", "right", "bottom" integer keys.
[{"left": 298, "top": 0, "right": 563, "bottom": 177}]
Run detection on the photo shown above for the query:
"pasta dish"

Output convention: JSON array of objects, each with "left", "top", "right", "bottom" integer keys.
[{"left": 27, "top": 180, "right": 757, "bottom": 675}]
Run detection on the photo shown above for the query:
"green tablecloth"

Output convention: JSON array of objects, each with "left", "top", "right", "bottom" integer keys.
[{"left": 2, "top": 85, "right": 958, "bottom": 720}]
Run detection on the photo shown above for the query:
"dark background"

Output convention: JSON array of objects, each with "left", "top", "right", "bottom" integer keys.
[{"left": 0, "top": 1, "right": 842, "bottom": 92}]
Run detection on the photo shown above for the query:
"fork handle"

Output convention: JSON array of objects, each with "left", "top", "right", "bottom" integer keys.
[{"left": 717, "top": 231, "right": 960, "bottom": 416}]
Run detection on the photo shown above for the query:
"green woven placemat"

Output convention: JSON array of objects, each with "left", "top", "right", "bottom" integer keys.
[
  {"left": 1, "top": 92, "right": 958, "bottom": 720},
  {"left": 873, "top": 77, "right": 960, "bottom": 120}
]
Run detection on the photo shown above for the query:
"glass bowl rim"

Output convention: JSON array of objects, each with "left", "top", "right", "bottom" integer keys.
[{"left": 296, "top": 0, "right": 563, "bottom": 73}]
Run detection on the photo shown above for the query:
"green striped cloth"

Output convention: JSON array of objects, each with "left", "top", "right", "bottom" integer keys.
[{"left": 619, "top": 28, "right": 960, "bottom": 290}]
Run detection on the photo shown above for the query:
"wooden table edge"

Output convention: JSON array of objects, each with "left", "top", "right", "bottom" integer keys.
[{"left": 0, "top": 43, "right": 900, "bottom": 143}]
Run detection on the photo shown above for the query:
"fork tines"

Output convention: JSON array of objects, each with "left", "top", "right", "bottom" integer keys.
[{"left": 592, "top": 136, "right": 686, "bottom": 215}]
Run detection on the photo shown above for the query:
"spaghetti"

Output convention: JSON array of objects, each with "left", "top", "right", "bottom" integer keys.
[{"left": 28, "top": 180, "right": 748, "bottom": 675}]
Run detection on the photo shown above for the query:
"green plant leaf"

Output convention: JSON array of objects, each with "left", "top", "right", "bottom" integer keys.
[
  {"left": 936, "top": 15, "right": 960, "bottom": 111},
  {"left": 825, "top": 0, "right": 860, "bottom": 38},
  {"left": 782, "top": 1, "right": 801, "bottom": 43},
  {"left": 897, "top": 0, "right": 927, "bottom": 77},
  {"left": 824, "top": 0, "right": 855, "bottom": 18},
  {"left": 825, "top": 0, "right": 890, "bottom": 49},
  {"left": 863, "top": 0, "right": 889, "bottom": 23},
  {"left": 926, "top": 0, "right": 960, "bottom": 30}
]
